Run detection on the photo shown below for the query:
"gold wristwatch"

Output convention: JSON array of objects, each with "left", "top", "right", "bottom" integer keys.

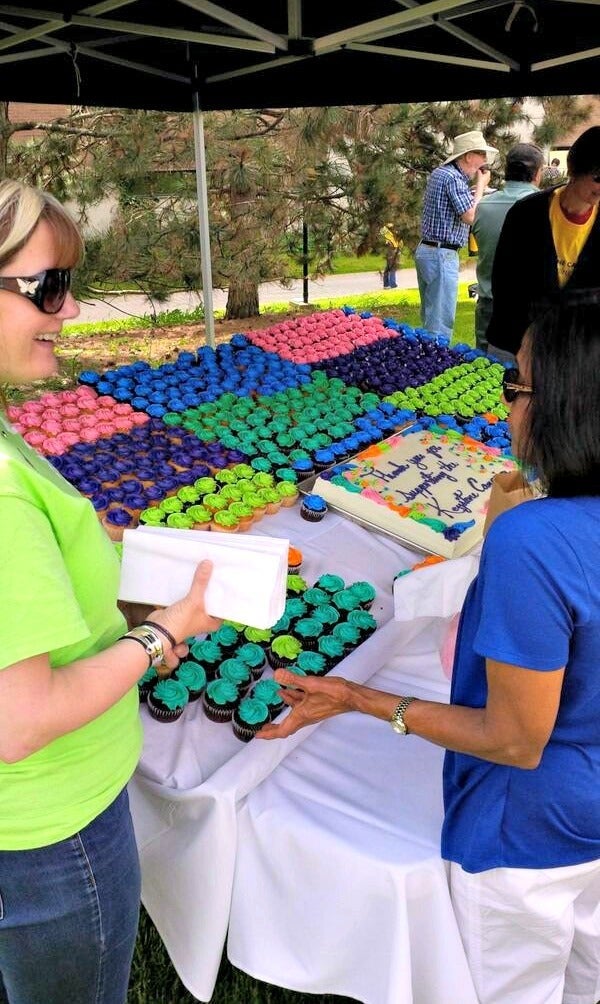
[{"left": 390, "top": 696, "right": 416, "bottom": 735}]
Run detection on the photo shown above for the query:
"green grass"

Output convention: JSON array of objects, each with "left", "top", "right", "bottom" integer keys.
[
  {"left": 129, "top": 907, "right": 359, "bottom": 1004},
  {"left": 64, "top": 284, "right": 476, "bottom": 349}
]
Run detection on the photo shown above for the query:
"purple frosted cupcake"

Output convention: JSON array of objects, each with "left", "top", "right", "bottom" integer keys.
[
  {"left": 202, "top": 678, "right": 240, "bottom": 722},
  {"left": 147, "top": 678, "right": 190, "bottom": 723},
  {"left": 232, "top": 696, "right": 270, "bottom": 742}
]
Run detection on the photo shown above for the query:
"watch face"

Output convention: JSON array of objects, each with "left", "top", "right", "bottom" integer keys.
[{"left": 391, "top": 716, "right": 407, "bottom": 735}]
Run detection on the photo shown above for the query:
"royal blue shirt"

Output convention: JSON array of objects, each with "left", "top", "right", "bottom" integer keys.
[
  {"left": 442, "top": 495, "right": 600, "bottom": 873},
  {"left": 420, "top": 163, "right": 473, "bottom": 247}
]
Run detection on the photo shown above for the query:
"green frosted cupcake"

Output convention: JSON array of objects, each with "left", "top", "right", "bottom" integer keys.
[
  {"left": 139, "top": 507, "right": 166, "bottom": 526},
  {"left": 159, "top": 496, "right": 184, "bottom": 514},
  {"left": 267, "top": 634, "right": 303, "bottom": 669},
  {"left": 286, "top": 574, "right": 308, "bottom": 596},
  {"left": 186, "top": 504, "right": 212, "bottom": 529},
  {"left": 166, "top": 511, "right": 195, "bottom": 529}
]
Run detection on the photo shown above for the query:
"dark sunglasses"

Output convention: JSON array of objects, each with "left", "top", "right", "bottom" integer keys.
[
  {"left": 502, "top": 367, "right": 533, "bottom": 403},
  {"left": 0, "top": 267, "right": 71, "bottom": 314}
]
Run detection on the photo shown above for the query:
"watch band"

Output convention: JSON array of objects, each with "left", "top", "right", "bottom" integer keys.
[
  {"left": 390, "top": 696, "right": 416, "bottom": 735},
  {"left": 120, "top": 625, "right": 165, "bottom": 669}
]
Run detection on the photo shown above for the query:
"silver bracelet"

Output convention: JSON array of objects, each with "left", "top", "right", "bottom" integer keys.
[{"left": 120, "top": 625, "right": 165, "bottom": 669}]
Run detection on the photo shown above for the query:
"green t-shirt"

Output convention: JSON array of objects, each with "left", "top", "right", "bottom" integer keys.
[{"left": 0, "top": 416, "right": 142, "bottom": 849}]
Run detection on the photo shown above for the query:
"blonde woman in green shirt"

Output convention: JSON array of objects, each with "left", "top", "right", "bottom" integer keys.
[{"left": 0, "top": 180, "right": 221, "bottom": 1004}]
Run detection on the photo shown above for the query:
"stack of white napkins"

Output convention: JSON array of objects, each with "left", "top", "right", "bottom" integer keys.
[{"left": 118, "top": 526, "right": 289, "bottom": 629}]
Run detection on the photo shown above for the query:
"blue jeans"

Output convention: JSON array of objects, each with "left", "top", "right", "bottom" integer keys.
[
  {"left": 415, "top": 242, "right": 460, "bottom": 337},
  {"left": 0, "top": 788, "right": 141, "bottom": 1004}
]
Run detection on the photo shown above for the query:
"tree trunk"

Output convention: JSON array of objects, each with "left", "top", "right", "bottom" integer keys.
[{"left": 225, "top": 278, "right": 260, "bottom": 319}]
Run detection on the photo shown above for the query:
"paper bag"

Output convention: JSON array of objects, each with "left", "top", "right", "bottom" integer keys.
[{"left": 483, "top": 470, "right": 539, "bottom": 536}]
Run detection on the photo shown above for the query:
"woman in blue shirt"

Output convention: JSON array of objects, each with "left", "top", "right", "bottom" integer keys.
[{"left": 259, "top": 290, "right": 600, "bottom": 1004}]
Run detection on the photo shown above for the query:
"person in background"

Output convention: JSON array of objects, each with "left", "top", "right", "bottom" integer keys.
[
  {"left": 259, "top": 288, "right": 600, "bottom": 1004},
  {"left": 379, "top": 223, "right": 403, "bottom": 289},
  {"left": 472, "top": 142, "right": 544, "bottom": 360},
  {"left": 0, "top": 178, "right": 221, "bottom": 1004},
  {"left": 543, "top": 156, "right": 563, "bottom": 185},
  {"left": 486, "top": 125, "right": 600, "bottom": 355},
  {"left": 415, "top": 129, "right": 497, "bottom": 337}
]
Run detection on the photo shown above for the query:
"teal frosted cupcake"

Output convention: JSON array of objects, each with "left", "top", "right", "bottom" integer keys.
[
  {"left": 174, "top": 660, "right": 207, "bottom": 701},
  {"left": 293, "top": 616, "right": 322, "bottom": 651},
  {"left": 284, "top": 596, "right": 308, "bottom": 621},
  {"left": 317, "top": 634, "right": 346, "bottom": 670},
  {"left": 189, "top": 638, "right": 223, "bottom": 680},
  {"left": 251, "top": 677, "right": 285, "bottom": 717},
  {"left": 137, "top": 665, "right": 159, "bottom": 703},
  {"left": 147, "top": 678, "right": 190, "bottom": 722},
  {"left": 295, "top": 650, "right": 327, "bottom": 677},
  {"left": 209, "top": 624, "right": 240, "bottom": 657},
  {"left": 331, "top": 588, "right": 363, "bottom": 613},
  {"left": 314, "top": 573, "right": 345, "bottom": 595},
  {"left": 332, "top": 621, "right": 361, "bottom": 655},
  {"left": 232, "top": 696, "right": 270, "bottom": 742},
  {"left": 236, "top": 641, "right": 267, "bottom": 679},
  {"left": 311, "top": 603, "right": 340, "bottom": 628},
  {"left": 348, "top": 580, "right": 377, "bottom": 611},
  {"left": 202, "top": 678, "right": 240, "bottom": 723},
  {"left": 347, "top": 608, "right": 378, "bottom": 640},
  {"left": 303, "top": 587, "right": 329, "bottom": 608},
  {"left": 218, "top": 657, "right": 252, "bottom": 693}
]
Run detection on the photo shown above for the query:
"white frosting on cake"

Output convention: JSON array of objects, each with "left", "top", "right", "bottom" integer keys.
[{"left": 313, "top": 424, "right": 518, "bottom": 558}]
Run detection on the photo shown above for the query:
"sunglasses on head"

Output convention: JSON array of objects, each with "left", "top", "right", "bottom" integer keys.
[
  {"left": 502, "top": 367, "right": 533, "bottom": 403},
  {"left": 0, "top": 268, "right": 71, "bottom": 314}
]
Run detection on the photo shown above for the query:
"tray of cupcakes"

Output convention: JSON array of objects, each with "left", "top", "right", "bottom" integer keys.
[{"left": 139, "top": 549, "right": 377, "bottom": 740}]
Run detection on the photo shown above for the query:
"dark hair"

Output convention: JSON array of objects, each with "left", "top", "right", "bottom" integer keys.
[
  {"left": 567, "top": 126, "right": 600, "bottom": 178},
  {"left": 505, "top": 143, "right": 544, "bottom": 183},
  {"left": 521, "top": 290, "right": 600, "bottom": 496}
]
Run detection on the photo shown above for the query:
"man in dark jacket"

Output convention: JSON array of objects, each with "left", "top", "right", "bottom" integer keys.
[{"left": 486, "top": 126, "right": 600, "bottom": 355}]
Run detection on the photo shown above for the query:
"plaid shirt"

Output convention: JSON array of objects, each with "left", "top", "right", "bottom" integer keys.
[{"left": 420, "top": 163, "right": 473, "bottom": 247}]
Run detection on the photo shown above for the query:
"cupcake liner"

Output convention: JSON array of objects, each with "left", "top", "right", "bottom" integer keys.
[
  {"left": 231, "top": 720, "right": 260, "bottom": 743},
  {"left": 250, "top": 661, "right": 266, "bottom": 680},
  {"left": 201, "top": 696, "right": 236, "bottom": 722},
  {"left": 266, "top": 649, "right": 294, "bottom": 670},
  {"left": 146, "top": 696, "right": 185, "bottom": 722},
  {"left": 300, "top": 507, "right": 325, "bottom": 522}
]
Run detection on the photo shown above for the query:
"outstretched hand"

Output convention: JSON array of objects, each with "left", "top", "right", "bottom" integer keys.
[{"left": 256, "top": 669, "right": 353, "bottom": 740}]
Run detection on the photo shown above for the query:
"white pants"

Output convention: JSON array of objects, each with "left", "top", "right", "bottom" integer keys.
[{"left": 449, "top": 858, "right": 600, "bottom": 1004}]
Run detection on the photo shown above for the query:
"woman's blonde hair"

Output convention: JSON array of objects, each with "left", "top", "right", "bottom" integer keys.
[{"left": 0, "top": 179, "right": 83, "bottom": 269}]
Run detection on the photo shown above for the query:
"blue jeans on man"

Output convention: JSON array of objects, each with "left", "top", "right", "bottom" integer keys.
[{"left": 415, "top": 242, "right": 460, "bottom": 337}]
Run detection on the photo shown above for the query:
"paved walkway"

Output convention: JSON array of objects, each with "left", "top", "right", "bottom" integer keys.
[{"left": 74, "top": 263, "right": 477, "bottom": 324}]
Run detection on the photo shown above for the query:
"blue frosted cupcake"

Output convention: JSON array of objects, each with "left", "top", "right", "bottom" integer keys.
[
  {"left": 232, "top": 696, "right": 270, "bottom": 742},
  {"left": 300, "top": 494, "right": 328, "bottom": 522}
]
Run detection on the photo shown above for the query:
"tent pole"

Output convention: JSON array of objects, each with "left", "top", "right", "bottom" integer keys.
[{"left": 192, "top": 91, "right": 216, "bottom": 349}]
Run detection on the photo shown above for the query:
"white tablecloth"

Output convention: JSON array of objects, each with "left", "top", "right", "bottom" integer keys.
[{"left": 128, "top": 505, "right": 480, "bottom": 1003}]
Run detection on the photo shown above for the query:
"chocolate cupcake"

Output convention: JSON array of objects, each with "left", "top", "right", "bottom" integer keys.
[
  {"left": 209, "top": 624, "right": 240, "bottom": 658},
  {"left": 137, "top": 665, "right": 159, "bottom": 703},
  {"left": 174, "top": 660, "right": 207, "bottom": 701},
  {"left": 348, "top": 580, "right": 377, "bottom": 611},
  {"left": 267, "top": 633, "right": 303, "bottom": 669},
  {"left": 236, "top": 642, "right": 267, "bottom": 679},
  {"left": 147, "top": 678, "right": 190, "bottom": 723},
  {"left": 232, "top": 696, "right": 270, "bottom": 742},
  {"left": 293, "top": 616, "right": 322, "bottom": 651},
  {"left": 295, "top": 650, "right": 328, "bottom": 677},
  {"left": 314, "top": 573, "right": 345, "bottom": 595},
  {"left": 202, "top": 678, "right": 240, "bottom": 723},
  {"left": 316, "top": 634, "right": 346, "bottom": 671},
  {"left": 251, "top": 677, "right": 285, "bottom": 717},
  {"left": 188, "top": 639, "right": 223, "bottom": 680},
  {"left": 300, "top": 494, "right": 328, "bottom": 522},
  {"left": 347, "top": 608, "right": 378, "bottom": 641},
  {"left": 218, "top": 657, "right": 253, "bottom": 694}
]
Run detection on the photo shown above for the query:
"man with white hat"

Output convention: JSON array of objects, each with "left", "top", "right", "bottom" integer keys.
[{"left": 415, "top": 129, "right": 498, "bottom": 337}]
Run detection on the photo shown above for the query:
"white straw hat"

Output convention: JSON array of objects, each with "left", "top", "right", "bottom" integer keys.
[{"left": 442, "top": 130, "right": 498, "bottom": 166}]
